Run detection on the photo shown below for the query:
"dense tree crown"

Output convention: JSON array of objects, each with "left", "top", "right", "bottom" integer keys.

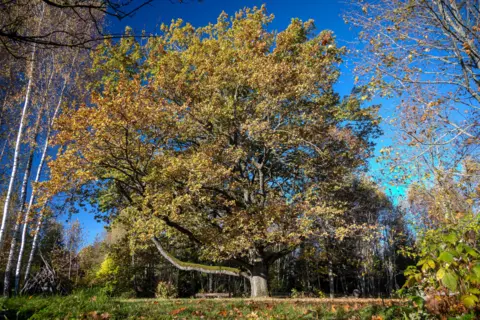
[{"left": 47, "top": 7, "right": 380, "bottom": 296}]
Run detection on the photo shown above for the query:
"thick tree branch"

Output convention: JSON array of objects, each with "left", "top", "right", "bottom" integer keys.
[{"left": 151, "top": 236, "right": 250, "bottom": 278}]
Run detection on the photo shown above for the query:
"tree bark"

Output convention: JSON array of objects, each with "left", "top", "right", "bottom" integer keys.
[
  {"left": 3, "top": 145, "right": 36, "bottom": 296},
  {"left": 250, "top": 260, "right": 268, "bottom": 298},
  {"left": 0, "top": 44, "right": 37, "bottom": 249},
  {"left": 24, "top": 211, "right": 44, "bottom": 282},
  {"left": 15, "top": 56, "right": 73, "bottom": 293},
  {"left": 0, "top": 3, "right": 45, "bottom": 250}
]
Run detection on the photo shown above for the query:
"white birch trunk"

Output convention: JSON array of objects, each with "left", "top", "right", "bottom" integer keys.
[
  {"left": 0, "top": 3, "right": 45, "bottom": 249},
  {"left": 14, "top": 75, "right": 68, "bottom": 294},
  {"left": 24, "top": 210, "right": 44, "bottom": 282},
  {"left": 3, "top": 144, "right": 36, "bottom": 296},
  {"left": 0, "top": 45, "right": 37, "bottom": 249}
]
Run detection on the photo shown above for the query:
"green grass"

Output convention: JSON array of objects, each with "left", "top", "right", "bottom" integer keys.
[{"left": 0, "top": 289, "right": 410, "bottom": 319}]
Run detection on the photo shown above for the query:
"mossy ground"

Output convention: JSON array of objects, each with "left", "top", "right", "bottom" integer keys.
[{"left": 0, "top": 289, "right": 409, "bottom": 319}]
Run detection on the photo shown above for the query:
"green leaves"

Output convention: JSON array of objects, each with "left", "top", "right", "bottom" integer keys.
[
  {"left": 461, "top": 294, "right": 478, "bottom": 308},
  {"left": 441, "top": 271, "right": 458, "bottom": 292},
  {"left": 435, "top": 268, "right": 445, "bottom": 281},
  {"left": 473, "top": 265, "right": 480, "bottom": 278},
  {"left": 438, "top": 251, "right": 454, "bottom": 263},
  {"left": 444, "top": 233, "right": 458, "bottom": 245},
  {"left": 468, "top": 288, "right": 480, "bottom": 295},
  {"left": 404, "top": 216, "right": 480, "bottom": 312}
]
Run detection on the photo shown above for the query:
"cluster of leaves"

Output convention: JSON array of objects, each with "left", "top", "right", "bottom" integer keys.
[
  {"left": 95, "top": 256, "right": 120, "bottom": 296},
  {"left": 155, "top": 281, "right": 178, "bottom": 299},
  {"left": 403, "top": 215, "right": 480, "bottom": 316}
]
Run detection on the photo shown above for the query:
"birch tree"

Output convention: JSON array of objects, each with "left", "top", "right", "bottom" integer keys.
[
  {"left": 15, "top": 49, "right": 80, "bottom": 293},
  {"left": 2, "top": 107, "right": 42, "bottom": 297},
  {"left": 0, "top": 4, "right": 45, "bottom": 249}
]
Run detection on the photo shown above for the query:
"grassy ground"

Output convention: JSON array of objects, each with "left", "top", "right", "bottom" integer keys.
[{"left": 0, "top": 290, "right": 409, "bottom": 319}]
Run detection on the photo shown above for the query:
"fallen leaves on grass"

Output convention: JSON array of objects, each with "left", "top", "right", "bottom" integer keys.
[
  {"left": 192, "top": 310, "right": 205, "bottom": 317},
  {"left": 170, "top": 307, "right": 187, "bottom": 316},
  {"left": 85, "top": 311, "right": 110, "bottom": 319},
  {"left": 218, "top": 310, "right": 228, "bottom": 316}
]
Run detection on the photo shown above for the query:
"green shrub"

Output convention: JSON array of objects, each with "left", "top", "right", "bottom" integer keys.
[
  {"left": 155, "top": 281, "right": 178, "bottom": 299},
  {"left": 315, "top": 289, "right": 327, "bottom": 298},
  {"left": 403, "top": 214, "right": 480, "bottom": 317}
]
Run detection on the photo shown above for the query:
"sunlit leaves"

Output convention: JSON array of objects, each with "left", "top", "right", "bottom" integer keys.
[{"left": 48, "top": 6, "right": 379, "bottom": 271}]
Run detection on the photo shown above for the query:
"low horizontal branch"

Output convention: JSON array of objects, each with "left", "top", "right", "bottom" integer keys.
[{"left": 152, "top": 236, "right": 250, "bottom": 278}]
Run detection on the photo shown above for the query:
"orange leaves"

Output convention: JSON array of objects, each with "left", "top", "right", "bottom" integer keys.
[
  {"left": 169, "top": 307, "right": 186, "bottom": 316},
  {"left": 218, "top": 310, "right": 228, "bottom": 316},
  {"left": 320, "top": 31, "right": 333, "bottom": 46}
]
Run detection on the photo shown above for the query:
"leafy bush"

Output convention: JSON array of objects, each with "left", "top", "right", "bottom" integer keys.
[
  {"left": 315, "top": 289, "right": 327, "bottom": 298},
  {"left": 95, "top": 255, "right": 119, "bottom": 295},
  {"left": 403, "top": 215, "right": 480, "bottom": 316},
  {"left": 155, "top": 281, "right": 178, "bottom": 299},
  {"left": 290, "top": 288, "right": 326, "bottom": 298}
]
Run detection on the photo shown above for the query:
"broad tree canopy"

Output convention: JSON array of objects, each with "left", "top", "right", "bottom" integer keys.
[{"left": 46, "top": 7, "right": 380, "bottom": 296}]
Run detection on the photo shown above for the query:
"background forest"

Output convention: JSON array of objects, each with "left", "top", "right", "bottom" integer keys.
[{"left": 0, "top": 0, "right": 479, "bottom": 319}]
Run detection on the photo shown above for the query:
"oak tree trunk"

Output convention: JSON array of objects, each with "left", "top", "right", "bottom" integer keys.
[{"left": 250, "top": 261, "right": 268, "bottom": 298}]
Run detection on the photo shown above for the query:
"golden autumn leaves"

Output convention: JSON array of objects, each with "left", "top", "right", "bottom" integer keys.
[{"left": 46, "top": 6, "right": 380, "bottom": 274}]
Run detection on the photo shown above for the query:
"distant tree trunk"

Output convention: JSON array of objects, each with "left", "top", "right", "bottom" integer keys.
[
  {"left": 0, "top": 132, "right": 11, "bottom": 163},
  {"left": 328, "top": 259, "right": 334, "bottom": 299},
  {"left": 68, "top": 251, "right": 72, "bottom": 280}
]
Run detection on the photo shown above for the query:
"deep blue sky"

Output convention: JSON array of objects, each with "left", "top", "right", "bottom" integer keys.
[{"left": 76, "top": 0, "right": 399, "bottom": 245}]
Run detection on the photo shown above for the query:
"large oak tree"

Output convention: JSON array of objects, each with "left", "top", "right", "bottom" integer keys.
[{"left": 46, "top": 7, "right": 380, "bottom": 297}]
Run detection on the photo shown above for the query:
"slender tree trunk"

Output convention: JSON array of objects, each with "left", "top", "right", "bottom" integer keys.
[
  {"left": 0, "top": 132, "right": 12, "bottom": 163},
  {"left": 13, "top": 136, "right": 47, "bottom": 291},
  {"left": 0, "top": 45, "right": 37, "bottom": 249},
  {"left": 3, "top": 143, "right": 36, "bottom": 296},
  {"left": 24, "top": 211, "right": 44, "bottom": 282},
  {"left": 15, "top": 68, "right": 70, "bottom": 293},
  {"left": 68, "top": 250, "right": 72, "bottom": 280},
  {"left": 328, "top": 259, "right": 334, "bottom": 299}
]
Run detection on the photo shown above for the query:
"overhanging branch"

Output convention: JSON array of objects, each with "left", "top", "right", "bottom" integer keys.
[{"left": 152, "top": 236, "right": 250, "bottom": 278}]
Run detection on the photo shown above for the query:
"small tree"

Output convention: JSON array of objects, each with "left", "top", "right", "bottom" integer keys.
[{"left": 47, "top": 6, "right": 380, "bottom": 297}]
